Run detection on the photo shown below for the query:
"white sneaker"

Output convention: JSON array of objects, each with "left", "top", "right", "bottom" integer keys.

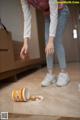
[
  {"left": 41, "top": 73, "right": 56, "bottom": 87},
  {"left": 56, "top": 73, "right": 70, "bottom": 87}
]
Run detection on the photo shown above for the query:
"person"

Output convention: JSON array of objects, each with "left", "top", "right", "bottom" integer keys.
[{"left": 20, "top": 0, "right": 70, "bottom": 87}]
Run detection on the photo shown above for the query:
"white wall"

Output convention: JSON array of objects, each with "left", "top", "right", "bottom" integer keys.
[{"left": 0, "top": 0, "right": 23, "bottom": 41}]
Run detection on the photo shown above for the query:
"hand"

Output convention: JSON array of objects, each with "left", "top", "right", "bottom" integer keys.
[
  {"left": 20, "top": 38, "right": 29, "bottom": 60},
  {"left": 45, "top": 37, "right": 54, "bottom": 56}
]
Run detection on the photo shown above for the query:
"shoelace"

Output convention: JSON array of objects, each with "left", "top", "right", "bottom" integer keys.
[{"left": 58, "top": 74, "right": 66, "bottom": 80}]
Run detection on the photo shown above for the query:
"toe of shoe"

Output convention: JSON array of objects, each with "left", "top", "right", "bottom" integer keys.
[
  {"left": 41, "top": 82, "right": 51, "bottom": 87},
  {"left": 56, "top": 80, "right": 70, "bottom": 87}
]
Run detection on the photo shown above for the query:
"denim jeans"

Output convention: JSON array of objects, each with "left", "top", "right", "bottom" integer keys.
[{"left": 45, "top": 5, "right": 70, "bottom": 70}]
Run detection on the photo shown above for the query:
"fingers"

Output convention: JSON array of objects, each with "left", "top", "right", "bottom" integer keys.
[
  {"left": 20, "top": 47, "right": 28, "bottom": 60},
  {"left": 24, "top": 49, "right": 27, "bottom": 54},
  {"left": 50, "top": 48, "right": 54, "bottom": 54},
  {"left": 20, "top": 48, "right": 25, "bottom": 60},
  {"left": 45, "top": 47, "right": 54, "bottom": 57}
]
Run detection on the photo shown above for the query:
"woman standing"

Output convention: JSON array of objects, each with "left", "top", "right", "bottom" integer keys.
[{"left": 20, "top": 0, "right": 70, "bottom": 87}]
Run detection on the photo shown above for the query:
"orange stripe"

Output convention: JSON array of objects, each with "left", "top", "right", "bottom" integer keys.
[
  {"left": 12, "top": 90, "right": 16, "bottom": 101},
  {"left": 12, "top": 90, "right": 15, "bottom": 101},
  {"left": 21, "top": 88, "right": 24, "bottom": 101}
]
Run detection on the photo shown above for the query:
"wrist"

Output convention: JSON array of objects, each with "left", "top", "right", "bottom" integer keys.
[
  {"left": 24, "top": 37, "right": 30, "bottom": 44},
  {"left": 48, "top": 37, "right": 54, "bottom": 43}
]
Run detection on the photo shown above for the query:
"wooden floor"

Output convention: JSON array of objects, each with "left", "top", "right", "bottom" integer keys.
[
  {"left": 0, "top": 63, "right": 80, "bottom": 119},
  {"left": 9, "top": 114, "right": 80, "bottom": 120}
]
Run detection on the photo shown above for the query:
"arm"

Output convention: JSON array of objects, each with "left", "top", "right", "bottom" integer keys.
[
  {"left": 49, "top": 0, "right": 58, "bottom": 40},
  {"left": 45, "top": 0, "right": 58, "bottom": 56},
  {"left": 20, "top": 0, "right": 31, "bottom": 41},
  {"left": 20, "top": 0, "right": 31, "bottom": 59}
]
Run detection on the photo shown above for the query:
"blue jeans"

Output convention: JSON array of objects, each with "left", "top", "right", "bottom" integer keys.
[{"left": 45, "top": 5, "right": 70, "bottom": 70}]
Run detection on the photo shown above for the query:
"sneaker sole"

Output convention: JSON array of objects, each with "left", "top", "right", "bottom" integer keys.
[
  {"left": 41, "top": 83, "right": 52, "bottom": 87},
  {"left": 41, "top": 80, "right": 57, "bottom": 87}
]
